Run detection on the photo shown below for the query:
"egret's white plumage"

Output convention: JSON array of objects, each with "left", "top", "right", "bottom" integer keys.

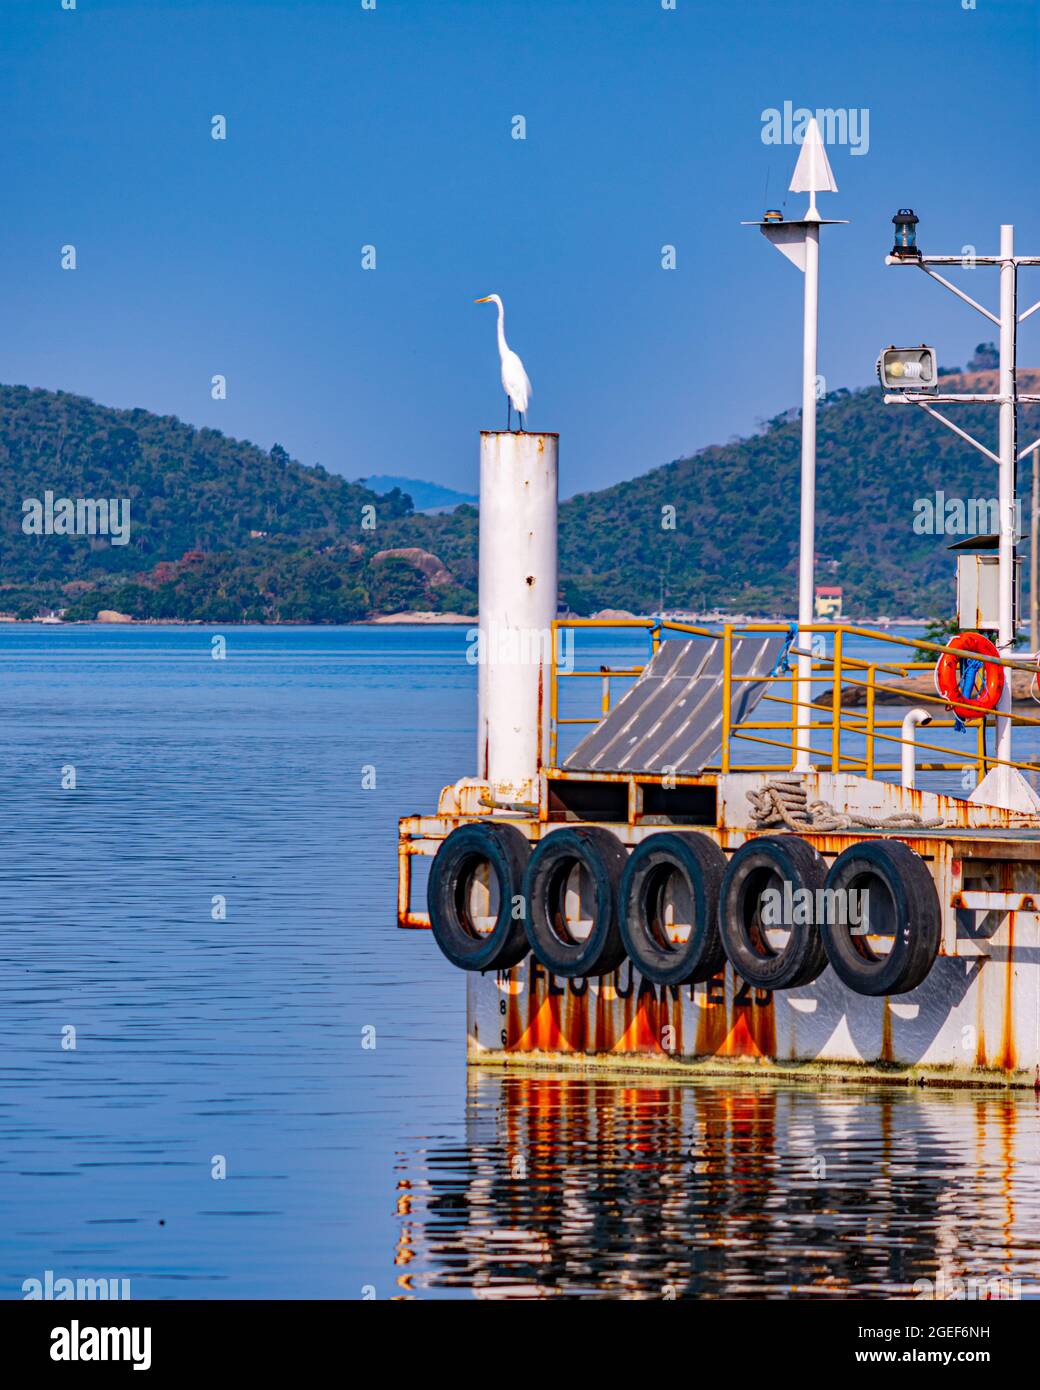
[{"left": 475, "top": 293, "right": 532, "bottom": 429}]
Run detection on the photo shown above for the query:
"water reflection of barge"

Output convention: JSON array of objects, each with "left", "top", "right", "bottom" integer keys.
[{"left": 392, "top": 1071, "right": 1037, "bottom": 1298}]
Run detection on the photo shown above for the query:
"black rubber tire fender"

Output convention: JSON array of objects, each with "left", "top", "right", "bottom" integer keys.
[
  {"left": 820, "top": 839, "right": 941, "bottom": 997},
  {"left": 718, "top": 835, "right": 830, "bottom": 991},
  {"left": 427, "top": 821, "right": 530, "bottom": 972},
  {"left": 619, "top": 832, "right": 728, "bottom": 986},
  {"left": 522, "top": 826, "right": 629, "bottom": 979}
]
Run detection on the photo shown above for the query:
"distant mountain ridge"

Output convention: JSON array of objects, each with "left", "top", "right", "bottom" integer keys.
[
  {"left": 362, "top": 474, "right": 477, "bottom": 513},
  {"left": 380, "top": 370, "right": 1040, "bottom": 618},
  {"left": 1, "top": 374, "right": 1036, "bottom": 621}
]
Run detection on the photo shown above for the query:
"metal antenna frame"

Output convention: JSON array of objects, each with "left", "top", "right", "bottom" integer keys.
[{"left": 885, "top": 235, "right": 1040, "bottom": 797}]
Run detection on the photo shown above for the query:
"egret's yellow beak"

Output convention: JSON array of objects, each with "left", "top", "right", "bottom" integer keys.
[{"left": 474, "top": 296, "right": 491, "bottom": 303}]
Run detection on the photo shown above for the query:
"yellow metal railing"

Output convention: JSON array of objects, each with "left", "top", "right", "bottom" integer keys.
[{"left": 548, "top": 618, "right": 1040, "bottom": 781}]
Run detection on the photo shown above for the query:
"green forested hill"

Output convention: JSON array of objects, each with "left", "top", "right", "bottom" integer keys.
[
  {"left": 0, "top": 385, "right": 413, "bottom": 568},
  {"left": 0, "top": 375, "right": 1035, "bottom": 622},
  {"left": 0, "top": 385, "right": 414, "bottom": 621},
  {"left": 554, "top": 371, "right": 1040, "bottom": 617}
]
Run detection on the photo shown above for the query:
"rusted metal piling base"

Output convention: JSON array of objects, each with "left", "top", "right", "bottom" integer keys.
[
  {"left": 403, "top": 768, "right": 1040, "bottom": 1090},
  {"left": 466, "top": 957, "right": 1040, "bottom": 1091}
]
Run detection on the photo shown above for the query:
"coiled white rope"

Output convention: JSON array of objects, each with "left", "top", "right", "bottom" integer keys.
[{"left": 746, "top": 776, "right": 946, "bottom": 832}]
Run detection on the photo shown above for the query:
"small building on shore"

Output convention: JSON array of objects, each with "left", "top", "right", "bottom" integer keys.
[{"left": 814, "top": 585, "right": 843, "bottom": 620}]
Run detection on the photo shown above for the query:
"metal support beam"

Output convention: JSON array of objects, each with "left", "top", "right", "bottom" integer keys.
[
  {"left": 884, "top": 392, "right": 1003, "bottom": 404},
  {"left": 916, "top": 263, "right": 999, "bottom": 324},
  {"left": 995, "top": 225, "right": 1017, "bottom": 792},
  {"left": 907, "top": 398, "right": 999, "bottom": 464},
  {"left": 889, "top": 254, "right": 1040, "bottom": 266},
  {"left": 1031, "top": 448, "right": 1038, "bottom": 654}
]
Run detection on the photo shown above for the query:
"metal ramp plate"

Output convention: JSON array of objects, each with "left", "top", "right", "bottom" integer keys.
[{"left": 563, "top": 633, "right": 787, "bottom": 775}]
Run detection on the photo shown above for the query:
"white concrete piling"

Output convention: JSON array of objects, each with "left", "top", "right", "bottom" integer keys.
[{"left": 476, "top": 431, "right": 559, "bottom": 807}]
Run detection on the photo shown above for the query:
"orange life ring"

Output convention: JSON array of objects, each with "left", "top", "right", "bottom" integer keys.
[{"left": 934, "top": 631, "right": 1004, "bottom": 724}]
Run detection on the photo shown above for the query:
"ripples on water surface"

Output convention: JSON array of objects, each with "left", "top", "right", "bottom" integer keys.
[
  {"left": 400, "top": 1073, "right": 1040, "bottom": 1299},
  {"left": 0, "top": 624, "right": 1038, "bottom": 1300}
]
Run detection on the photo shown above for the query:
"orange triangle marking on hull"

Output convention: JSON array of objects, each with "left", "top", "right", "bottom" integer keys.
[
  {"left": 516, "top": 995, "right": 574, "bottom": 1053},
  {"left": 722, "top": 1011, "right": 765, "bottom": 1058}
]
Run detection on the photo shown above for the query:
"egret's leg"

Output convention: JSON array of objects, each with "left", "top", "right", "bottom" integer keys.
[
  {"left": 507, "top": 401, "right": 511, "bottom": 432},
  {"left": 519, "top": 412, "right": 524, "bottom": 432}
]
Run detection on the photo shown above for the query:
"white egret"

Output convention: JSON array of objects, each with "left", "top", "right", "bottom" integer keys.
[{"left": 474, "top": 294, "right": 532, "bottom": 431}]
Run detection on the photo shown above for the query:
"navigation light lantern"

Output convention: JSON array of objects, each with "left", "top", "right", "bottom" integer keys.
[{"left": 892, "top": 208, "right": 920, "bottom": 259}]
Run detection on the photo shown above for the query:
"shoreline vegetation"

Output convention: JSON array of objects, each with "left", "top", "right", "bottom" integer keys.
[
  {"left": 0, "top": 611, "right": 933, "bottom": 627},
  {"left": 2, "top": 371, "right": 1036, "bottom": 627}
]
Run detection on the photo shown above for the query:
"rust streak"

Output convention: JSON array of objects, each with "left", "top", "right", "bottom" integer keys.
[
  {"left": 999, "top": 910, "right": 1017, "bottom": 1073},
  {"left": 880, "top": 996, "right": 894, "bottom": 1064},
  {"left": 667, "top": 986, "right": 684, "bottom": 1057},
  {"left": 750, "top": 988, "right": 776, "bottom": 1057},
  {"left": 565, "top": 980, "right": 588, "bottom": 1053},
  {"left": 695, "top": 976, "right": 729, "bottom": 1056},
  {"left": 723, "top": 982, "right": 776, "bottom": 1058},
  {"left": 620, "top": 967, "right": 637, "bottom": 1049},
  {"left": 594, "top": 977, "right": 615, "bottom": 1051},
  {"left": 506, "top": 969, "right": 522, "bottom": 1048},
  {"left": 975, "top": 972, "right": 988, "bottom": 1070}
]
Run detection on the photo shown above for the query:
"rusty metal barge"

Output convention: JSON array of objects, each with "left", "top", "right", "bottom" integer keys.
[
  {"left": 397, "top": 149, "right": 1040, "bottom": 1089},
  {"left": 399, "top": 601, "right": 1040, "bottom": 1088}
]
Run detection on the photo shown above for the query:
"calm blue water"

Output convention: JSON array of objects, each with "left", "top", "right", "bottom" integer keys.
[
  {"left": 1, "top": 623, "right": 1038, "bottom": 1301},
  {"left": 0, "top": 624, "right": 472, "bottom": 1300}
]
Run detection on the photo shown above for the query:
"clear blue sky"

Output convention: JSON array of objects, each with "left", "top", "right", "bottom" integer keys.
[{"left": 1, "top": 0, "right": 1037, "bottom": 498}]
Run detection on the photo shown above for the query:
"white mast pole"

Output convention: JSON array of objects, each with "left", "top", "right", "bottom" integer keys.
[
  {"left": 749, "top": 117, "right": 841, "bottom": 773},
  {"left": 795, "top": 223, "right": 821, "bottom": 771},
  {"left": 792, "top": 119, "right": 829, "bottom": 773},
  {"left": 996, "top": 223, "right": 1017, "bottom": 790}
]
